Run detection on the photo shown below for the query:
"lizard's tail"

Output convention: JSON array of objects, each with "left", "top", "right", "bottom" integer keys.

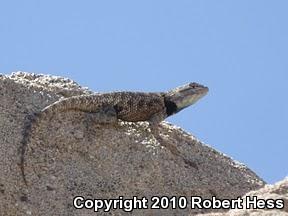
[
  {"left": 19, "top": 94, "right": 98, "bottom": 185},
  {"left": 40, "top": 94, "right": 102, "bottom": 114},
  {"left": 19, "top": 112, "right": 42, "bottom": 186}
]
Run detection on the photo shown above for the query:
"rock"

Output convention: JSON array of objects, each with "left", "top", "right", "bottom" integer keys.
[
  {"left": 0, "top": 72, "right": 265, "bottom": 215},
  {"left": 198, "top": 177, "right": 288, "bottom": 216}
]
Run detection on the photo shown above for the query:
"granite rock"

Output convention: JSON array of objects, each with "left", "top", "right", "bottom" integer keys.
[{"left": 0, "top": 72, "right": 265, "bottom": 215}]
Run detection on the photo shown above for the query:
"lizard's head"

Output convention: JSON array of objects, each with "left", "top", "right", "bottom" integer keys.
[{"left": 164, "top": 82, "right": 209, "bottom": 116}]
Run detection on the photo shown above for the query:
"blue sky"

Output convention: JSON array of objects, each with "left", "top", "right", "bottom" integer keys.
[{"left": 1, "top": 1, "right": 287, "bottom": 184}]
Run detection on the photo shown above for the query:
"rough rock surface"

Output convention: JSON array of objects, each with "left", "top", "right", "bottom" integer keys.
[
  {"left": 198, "top": 178, "right": 288, "bottom": 216},
  {"left": 0, "top": 72, "right": 266, "bottom": 215}
]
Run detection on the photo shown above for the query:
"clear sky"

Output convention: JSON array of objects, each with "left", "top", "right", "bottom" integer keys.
[{"left": 1, "top": 1, "right": 287, "bottom": 184}]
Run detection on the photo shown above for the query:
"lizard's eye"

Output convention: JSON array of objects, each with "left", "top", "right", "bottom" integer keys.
[
  {"left": 189, "top": 83, "right": 197, "bottom": 88},
  {"left": 190, "top": 84, "right": 196, "bottom": 89},
  {"left": 189, "top": 82, "right": 204, "bottom": 89}
]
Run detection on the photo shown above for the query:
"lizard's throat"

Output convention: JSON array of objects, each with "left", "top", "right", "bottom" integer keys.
[
  {"left": 164, "top": 99, "right": 178, "bottom": 116},
  {"left": 164, "top": 93, "right": 206, "bottom": 117}
]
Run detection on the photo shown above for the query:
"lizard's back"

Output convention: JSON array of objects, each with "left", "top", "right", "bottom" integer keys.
[{"left": 40, "top": 92, "right": 166, "bottom": 122}]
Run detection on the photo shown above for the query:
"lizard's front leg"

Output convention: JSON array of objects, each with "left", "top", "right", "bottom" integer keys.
[
  {"left": 148, "top": 114, "right": 198, "bottom": 170},
  {"left": 148, "top": 113, "right": 182, "bottom": 157}
]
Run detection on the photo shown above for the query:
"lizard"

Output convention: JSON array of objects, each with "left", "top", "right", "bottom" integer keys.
[{"left": 19, "top": 82, "right": 209, "bottom": 186}]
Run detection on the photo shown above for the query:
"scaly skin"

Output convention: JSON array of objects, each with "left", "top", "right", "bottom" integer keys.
[{"left": 20, "top": 82, "right": 208, "bottom": 186}]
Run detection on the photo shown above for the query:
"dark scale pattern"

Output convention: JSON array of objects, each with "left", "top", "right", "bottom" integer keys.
[{"left": 41, "top": 92, "right": 167, "bottom": 122}]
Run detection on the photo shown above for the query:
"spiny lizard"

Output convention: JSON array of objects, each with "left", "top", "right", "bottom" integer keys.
[{"left": 20, "top": 82, "right": 208, "bottom": 186}]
